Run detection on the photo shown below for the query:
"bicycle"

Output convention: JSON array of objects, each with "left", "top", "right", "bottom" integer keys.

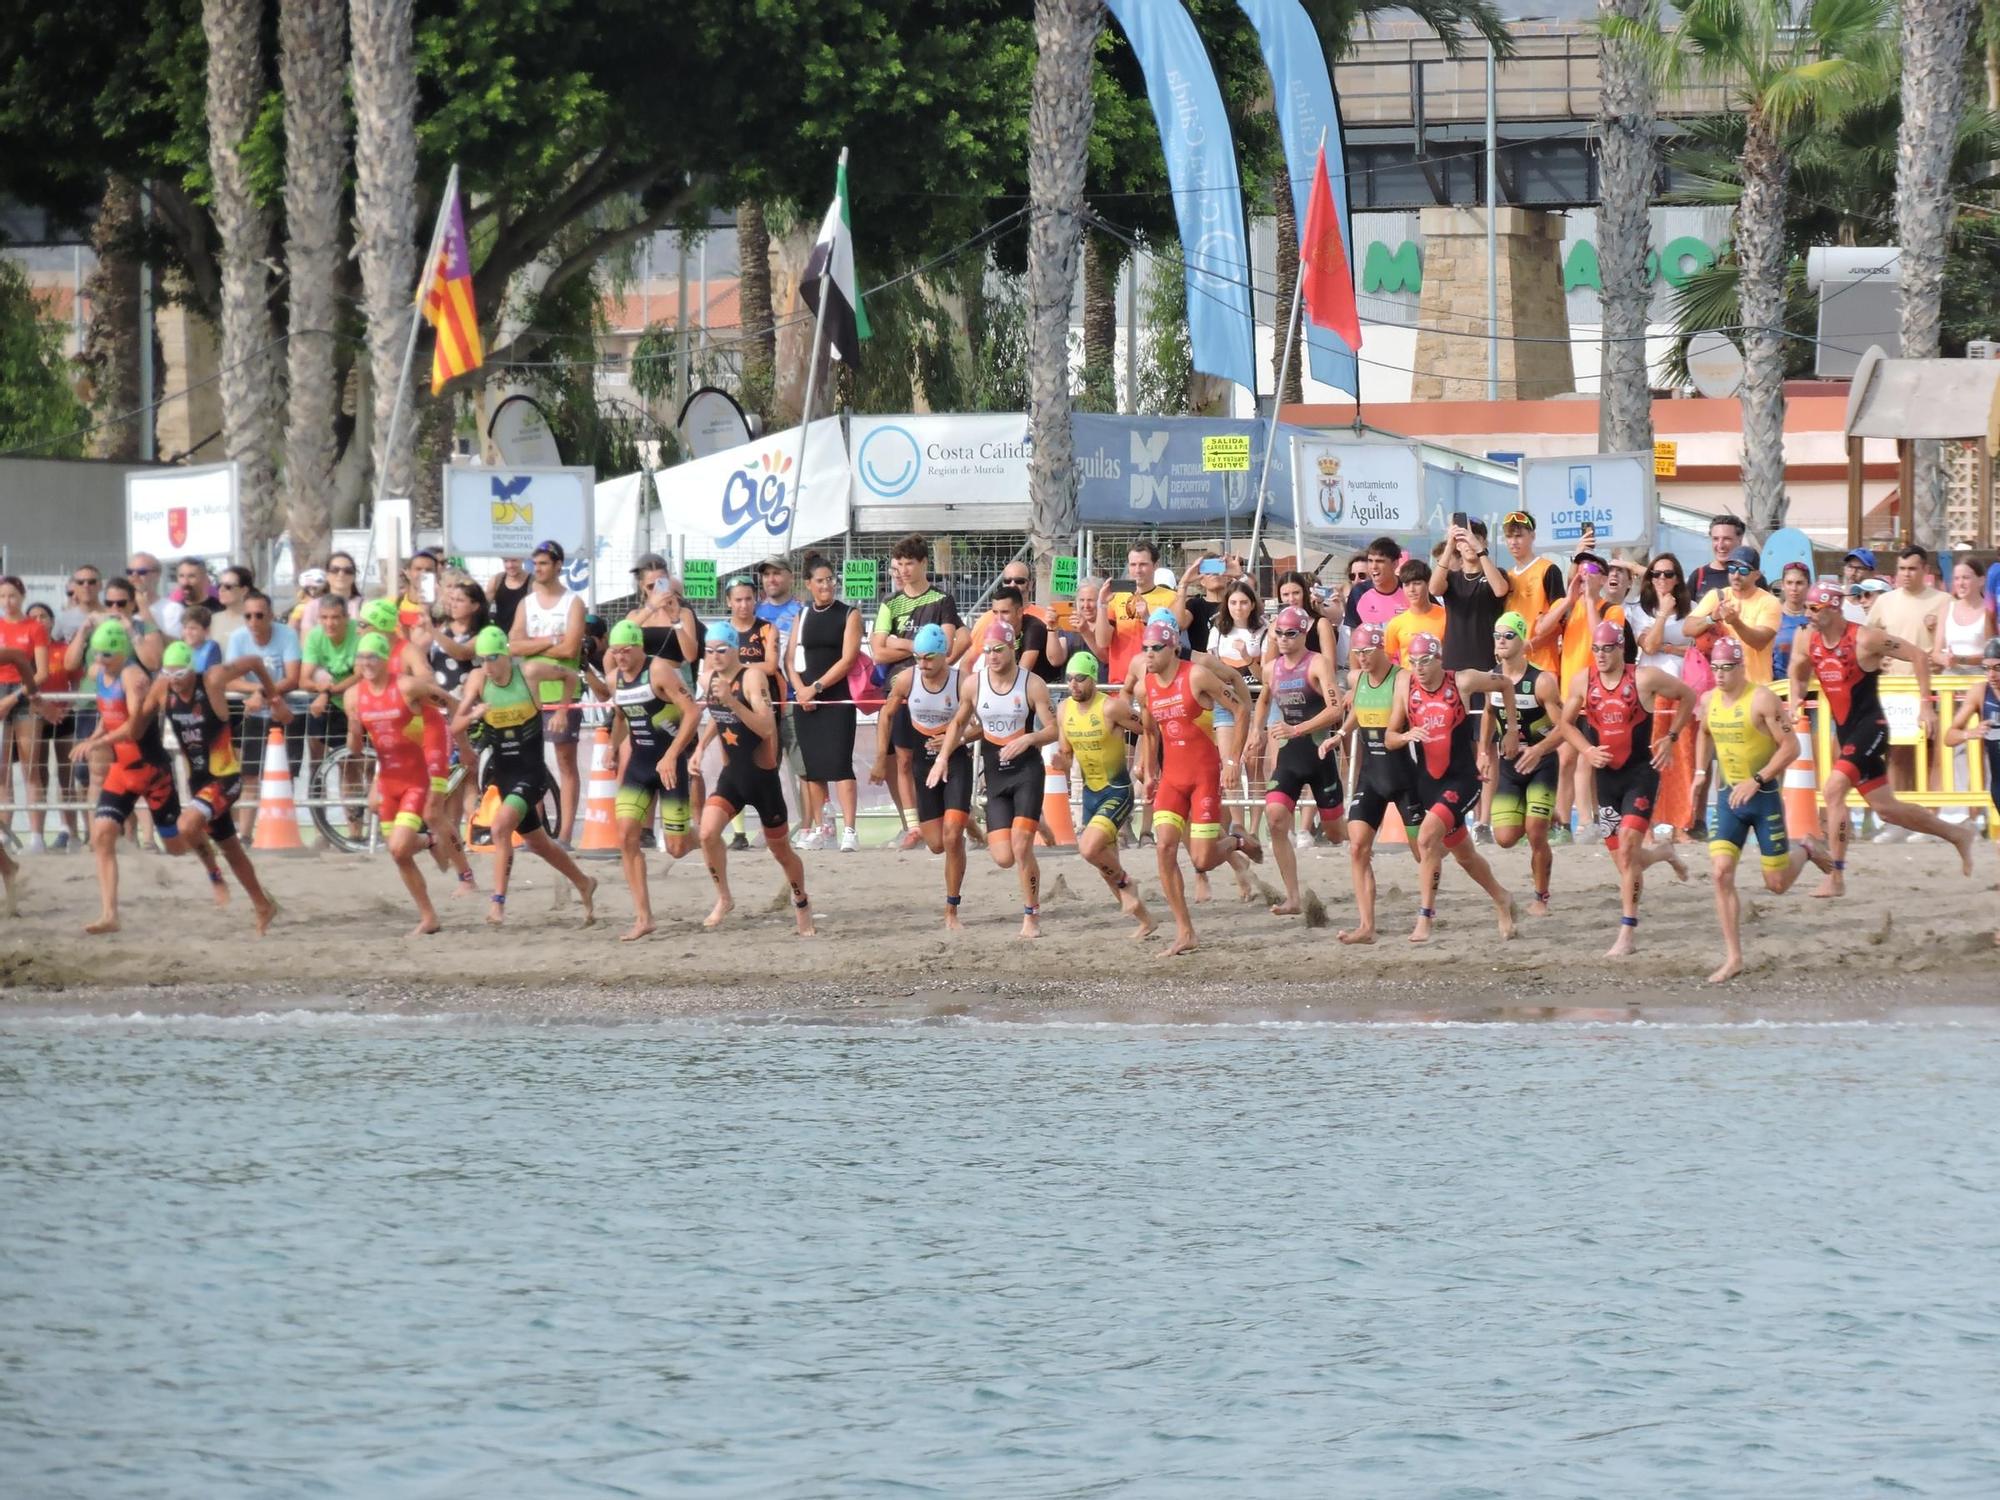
[{"left": 309, "top": 744, "right": 377, "bottom": 853}]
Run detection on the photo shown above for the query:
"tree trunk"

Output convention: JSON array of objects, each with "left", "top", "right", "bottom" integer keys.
[
  {"left": 736, "top": 201, "right": 775, "bottom": 420},
  {"left": 279, "top": 0, "right": 350, "bottom": 569},
  {"left": 350, "top": 0, "right": 419, "bottom": 513},
  {"left": 1080, "top": 228, "right": 1120, "bottom": 411},
  {"left": 1596, "top": 0, "right": 1656, "bottom": 452},
  {"left": 1735, "top": 118, "right": 1791, "bottom": 538},
  {"left": 1898, "top": 0, "right": 1977, "bottom": 550},
  {"left": 204, "top": 0, "right": 283, "bottom": 550},
  {"left": 83, "top": 177, "right": 144, "bottom": 462},
  {"left": 1025, "top": 0, "right": 1103, "bottom": 576},
  {"left": 1273, "top": 170, "right": 1302, "bottom": 405}
]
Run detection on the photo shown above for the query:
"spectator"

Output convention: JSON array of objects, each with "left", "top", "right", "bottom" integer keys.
[
  {"left": 1841, "top": 547, "right": 1880, "bottom": 625},
  {"left": 301, "top": 591, "right": 360, "bottom": 790},
  {"left": 212, "top": 565, "right": 254, "bottom": 644},
  {"left": 69, "top": 576, "right": 164, "bottom": 675},
  {"left": 1936, "top": 557, "right": 1994, "bottom": 674},
  {"left": 1499, "top": 510, "right": 1564, "bottom": 676},
  {"left": 967, "top": 582, "right": 1050, "bottom": 680},
  {"left": 1687, "top": 544, "right": 1781, "bottom": 683},
  {"left": 1626, "top": 552, "right": 1697, "bottom": 839},
  {"left": 1265, "top": 572, "right": 1341, "bottom": 666},
  {"left": 1342, "top": 536, "right": 1408, "bottom": 631},
  {"left": 1382, "top": 559, "right": 1447, "bottom": 663},
  {"left": 226, "top": 589, "right": 303, "bottom": 841},
  {"left": 287, "top": 568, "right": 331, "bottom": 630},
  {"left": 157, "top": 556, "right": 218, "bottom": 636},
  {"left": 398, "top": 550, "right": 442, "bottom": 628},
  {"left": 1689, "top": 514, "right": 1747, "bottom": 600},
  {"left": 1052, "top": 578, "right": 1106, "bottom": 683},
  {"left": 1096, "top": 541, "right": 1179, "bottom": 684},
  {"left": 25, "top": 600, "right": 77, "bottom": 848},
  {"left": 1772, "top": 561, "right": 1812, "bottom": 678},
  {"left": 125, "top": 551, "right": 165, "bottom": 626},
  {"left": 325, "top": 551, "right": 364, "bottom": 618},
  {"left": 179, "top": 604, "right": 223, "bottom": 673},
  {"left": 0, "top": 575, "right": 51, "bottom": 852},
  {"left": 1433, "top": 518, "right": 1509, "bottom": 671},
  {"left": 487, "top": 555, "right": 531, "bottom": 635},
  {"left": 1865, "top": 545, "right": 1948, "bottom": 672}
]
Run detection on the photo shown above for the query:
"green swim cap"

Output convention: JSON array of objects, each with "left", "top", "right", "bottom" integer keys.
[
  {"left": 357, "top": 632, "right": 392, "bottom": 658},
  {"left": 474, "top": 625, "right": 511, "bottom": 656},
  {"left": 161, "top": 641, "right": 194, "bottom": 670},
  {"left": 89, "top": 619, "right": 131, "bottom": 657},
  {"left": 1066, "top": 651, "right": 1101, "bottom": 680},
  {"left": 360, "top": 597, "right": 400, "bottom": 634},
  {"left": 1494, "top": 611, "right": 1529, "bottom": 640},
  {"left": 607, "top": 620, "right": 644, "bottom": 649}
]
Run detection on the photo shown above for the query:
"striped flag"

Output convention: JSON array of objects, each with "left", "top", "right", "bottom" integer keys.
[
  {"left": 800, "top": 154, "right": 871, "bottom": 366},
  {"left": 422, "top": 187, "right": 483, "bottom": 393}
]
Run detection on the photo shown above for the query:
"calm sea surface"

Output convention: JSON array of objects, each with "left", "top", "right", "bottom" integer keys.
[{"left": 3, "top": 1010, "right": 1998, "bottom": 1498}]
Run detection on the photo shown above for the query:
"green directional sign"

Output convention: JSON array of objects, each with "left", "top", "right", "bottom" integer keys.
[
  {"left": 682, "top": 559, "right": 717, "bottom": 600},
  {"left": 1050, "top": 555, "right": 1078, "bottom": 597},
  {"left": 843, "top": 558, "right": 878, "bottom": 600}
]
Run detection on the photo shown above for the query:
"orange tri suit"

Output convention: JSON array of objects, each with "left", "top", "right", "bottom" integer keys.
[
  {"left": 1143, "top": 659, "right": 1224, "bottom": 840},
  {"left": 95, "top": 664, "right": 183, "bottom": 830},
  {"left": 355, "top": 675, "right": 444, "bottom": 832}
]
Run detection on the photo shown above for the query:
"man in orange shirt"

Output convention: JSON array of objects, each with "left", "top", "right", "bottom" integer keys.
[
  {"left": 1382, "top": 559, "right": 1447, "bottom": 662},
  {"left": 1502, "top": 511, "right": 1565, "bottom": 675},
  {"left": 1536, "top": 550, "right": 1625, "bottom": 843}
]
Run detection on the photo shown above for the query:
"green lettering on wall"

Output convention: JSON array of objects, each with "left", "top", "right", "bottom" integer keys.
[
  {"left": 1563, "top": 240, "right": 1601, "bottom": 293},
  {"left": 1657, "top": 235, "right": 1716, "bottom": 288},
  {"left": 1363, "top": 241, "right": 1423, "bottom": 295}
]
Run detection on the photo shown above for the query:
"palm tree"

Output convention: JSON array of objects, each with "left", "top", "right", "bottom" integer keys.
[
  {"left": 1614, "top": 0, "right": 1891, "bottom": 537},
  {"left": 279, "top": 0, "right": 350, "bottom": 568},
  {"left": 1597, "top": 0, "right": 1658, "bottom": 453},
  {"left": 736, "top": 201, "right": 776, "bottom": 418},
  {"left": 350, "top": 0, "right": 419, "bottom": 510},
  {"left": 1272, "top": 170, "right": 1304, "bottom": 405},
  {"left": 1025, "top": 0, "right": 1103, "bottom": 580},
  {"left": 1080, "top": 228, "right": 1122, "bottom": 411},
  {"left": 203, "top": 0, "right": 281, "bottom": 544},
  {"left": 81, "top": 176, "right": 144, "bottom": 462},
  {"left": 1897, "top": 0, "right": 1978, "bottom": 548}
]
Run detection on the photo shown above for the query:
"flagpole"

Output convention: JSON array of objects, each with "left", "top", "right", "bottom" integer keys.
[
  {"left": 781, "top": 148, "right": 844, "bottom": 560},
  {"left": 373, "top": 161, "right": 457, "bottom": 523},
  {"left": 1247, "top": 129, "right": 1322, "bottom": 581}
]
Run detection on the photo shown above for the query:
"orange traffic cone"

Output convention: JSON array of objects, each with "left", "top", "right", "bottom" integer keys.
[
  {"left": 464, "top": 784, "right": 526, "bottom": 851},
  {"left": 1042, "top": 765, "right": 1078, "bottom": 846},
  {"left": 1783, "top": 712, "right": 1821, "bottom": 842},
  {"left": 579, "top": 725, "right": 621, "bottom": 852},
  {"left": 252, "top": 727, "right": 304, "bottom": 851}
]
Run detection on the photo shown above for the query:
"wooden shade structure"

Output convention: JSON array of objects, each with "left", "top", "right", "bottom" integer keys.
[{"left": 1843, "top": 344, "right": 2000, "bottom": 548}]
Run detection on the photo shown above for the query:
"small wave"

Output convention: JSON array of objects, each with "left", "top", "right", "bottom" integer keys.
[
  {"left": 4, "top": 1008, "right": 483, "bottom": 1030},
  {"left": 748, "top": 1013, "right": 1979, "bottom": 1034}
]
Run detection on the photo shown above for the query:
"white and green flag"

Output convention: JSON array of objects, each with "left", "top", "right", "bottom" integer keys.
[{"left": 800, "top": 152, "right": 871, "bottom": 365}]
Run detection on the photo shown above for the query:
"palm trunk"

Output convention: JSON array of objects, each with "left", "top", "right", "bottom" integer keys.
[
  {"left": 83, "top": 177, "right": 144, "bottom": 461},
  {"left": 1273, "top": 170, "right": 1303, "bottom": 405},
  {"left": 1898, "top": 0, "right": 1977, "bottom": 550},
  {"left": 279, "top": 0, "right": 350, "bottom": 569},
  {"left": 1735, "top": 118, "right": 1790, "bottom": 537},
  {"left": 1080, "top": 228, "right": 1120, "bottom": 411},
  {"left": 350, "top": 0, "right": 419, "bottom": 512},
  {"left": 736, "top": 201, "right": 775, "bottom": 419},
  {"left": 1025, "top": 0, "right": 1103, "bottom": 576},
  {"left": 1596, "top": 0, "right": 1656, "bottom": 452},
  {"left": 204, "top": 0, "right": 282, "bottom": 544}
]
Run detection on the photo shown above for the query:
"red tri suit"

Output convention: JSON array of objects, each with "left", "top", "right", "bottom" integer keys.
[
  {"left": 1584, "top": 662, "right": 1657, "bottom": 843},
  {"left": 1143, "top": 660, "right": 1224, "bottom": 838},
  {"left": 355, "top": 675, "right": 444, "bottom": 828},
  {"left": 1405, "top": 670, "right": 1480, "bottom": 843},
  {"left": 95, "top": 664, "right": 182, "bottom": 826},
  {"left": 1806, "top": 622, "right": 1890, "bottom": 793}
]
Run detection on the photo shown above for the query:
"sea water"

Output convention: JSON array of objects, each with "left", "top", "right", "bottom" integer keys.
[{"left": 3, "top": 1011, "right": 1998, "bottom": 1497}]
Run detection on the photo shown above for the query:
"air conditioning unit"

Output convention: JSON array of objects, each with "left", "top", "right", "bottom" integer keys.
[{"left": 1965, "top": 339, "right": 2000, "bottom": 360}]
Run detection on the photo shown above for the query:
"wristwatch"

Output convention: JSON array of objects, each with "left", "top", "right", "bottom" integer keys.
[{"left": 1753, "top": 771, "right": 1773, "bottom": 790}]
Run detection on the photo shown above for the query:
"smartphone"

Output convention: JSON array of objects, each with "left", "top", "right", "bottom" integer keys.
[
  {"left": 1108, "top": 577, "right": 1138, "bottom": 596},
  {"left": 418, "top": 572, "right": 438, "bottom": 605},
  {"left": 1451, "top": 510, "right": 1468, "bottom": 531},
  {"left": 1198, "top": 557, "right": 1227, "bottom": 576}
]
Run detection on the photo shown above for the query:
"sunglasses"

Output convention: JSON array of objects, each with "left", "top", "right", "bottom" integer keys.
[
  {"left": 328, "top": 565, "right": 356, "bottom": 575},
  {"left": 1726, "top": 565, "right": 1753, "bottom": 576},
  {"left": 243, "top": 612, "right": 270, "bottom": 621},
  {"left": 1002, "top": 576, "right": 1030, "bottom": 586},
  {"left": 105, "top": 597, "right": 134, "bottom": 609},
  {"left": 219, "top": 580, "right": 245, "bottom": 590},
  {"left": 1649, "top": 569, "right": 1678, "bottom": 579},
  {"left": 126, "top": 565, "right": 157, "bottom": 576},
  {"left": 72, "top": 576, "right": 100, "bottom": 587}
]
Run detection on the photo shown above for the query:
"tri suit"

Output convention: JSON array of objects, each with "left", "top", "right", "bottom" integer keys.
[
  {"left": 478, "top": 665, "right": 550, "bottom": 835},
  {"left": 1807, "top": 623, "right": 1890, "bottom": 795},
  {"left": 1583, "top": 662, "right": 1657, "bottom": 843},
  {"left": 1263, "top": 652, "right": 1342, "bottom": 816},
  {"left": 163, "top": 681, "right": 243, "bottom": 841},
  {"left": 1406, "top": 669, "right": 1480, "bottom": 844},
  {"left": 973, "top": 663, "right": 1044, "bottom": 831},
  {"left": 1488, "top": 662, "right": 1557, "bottom": 829},
  {"left": 907, "top": 667, "right": 974, "bottom": 825},
  {"left": 354, "top": 675, "right": 442, "bottom": 832},
  {"left": 612, "top": 667, "right": 691, "bottom": 834},
  {"left": 1142, "top": 660, "right": 1223, "bottom": 841},
  {"left": 1348, "top": 665, "right": 1423, "bottom": 833},
  {"left": 705, "top": 674, "right": 788, "bottom": 829},
  {"left": 95, "top": 665, "right": 182, "bottom": 828},
  {"left": 1704, "top": 687, "right": 1790, "bottom": 869},
  {"left": 1060, "top": 692, "right": 1133, "bottom": 836}
]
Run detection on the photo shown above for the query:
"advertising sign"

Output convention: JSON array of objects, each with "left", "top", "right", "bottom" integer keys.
[
  {"left": 848, "top": 414, "right": 1031, "bottom": 508},
  {"left": 442, "top": 464, "right": 595, "bottom": 561},
  {"left": 1517, "top": 453, "right": 1656, "bottom": 549},
  {"left": 654, "top": 422, "right": 850, "bottom": 553},
  {"left": 1073, "top": 416, "right": 1286, "bottom": 524},
  {"left": 127, "top": 462, "right": 239, "bottom": 560},
  {"left": 1287, "top": 438, "right": 1425, "bottom": 533}
]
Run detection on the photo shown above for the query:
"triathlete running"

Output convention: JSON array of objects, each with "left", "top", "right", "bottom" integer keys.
[
  {"left": 601, "top": 619, "right": 701, "bottom": 941},
  {"left": 1257, "top": 605, "right": 1346, "bottom": 918},
  {"left": 1484, "top": 610, "right": 1564, "bottom": 915},
  {"left": 874, "top": 623, "right": 974, "bottom": 929},
  {"left": 344, "top": 632, "right": 459, "bottom": 936},
  {"left": 1053, "top": 651, "right": 1155, "bottom": 938}
]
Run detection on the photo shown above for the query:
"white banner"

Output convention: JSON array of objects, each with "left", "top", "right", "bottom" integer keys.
[
  {"left": 442, "top": 464, "right": 595, "bottom": 561},
  {"left": 653, "top": 421, "right": 850, "bottom": 554},
  {"left": 849, "top": 414, "right": 1031, "bottom": 508},
  {"left": 127, "top": 463, "right": 239, "bottom": 560},
  {"left": 591, "top": 471, "right": 650, "bottom": 601},
  {"left": 1288, "top": 438, "right": 1424, "bottom": 532},
  {"left": 1517, "top": 453, "right": 1655, "bottom": 548}
]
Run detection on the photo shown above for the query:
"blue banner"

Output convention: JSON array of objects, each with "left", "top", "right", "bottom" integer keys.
[
  {"left": 1102, "top": 0, "right": 1258, "bottom": 393},
  {"left": 1074, "top": 415, "right": 1296, "bottom": 524},
  {"left": 1234, "top": 0, "right": 1358, "bottom": 397}
]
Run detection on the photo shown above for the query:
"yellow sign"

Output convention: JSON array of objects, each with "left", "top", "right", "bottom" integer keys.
[
  {"left": 1203, "top": 435, "right": 1251, "bottom": 472},
  {"left": 1653, "top": 440, "right": 1678, "bottom": 477}
]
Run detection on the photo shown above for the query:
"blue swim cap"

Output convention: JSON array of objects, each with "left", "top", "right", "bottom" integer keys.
[
  {"left": 707, "top": 620, "right": 741, "bottom": 650},
  {"left": 912, "top": 622, "right": 949, "bottom": 656},
  {"left": 1148, "top": 607, "right": 1179, "bottom": 630}
]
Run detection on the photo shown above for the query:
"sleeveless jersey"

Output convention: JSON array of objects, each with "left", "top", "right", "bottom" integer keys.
[
  {"left": 97, "top": 665, "right": 169, "bottom": 770},
  {"left": 1806, "top": 622, "right": 1883, "bottom": 728},
  {"left": 520, "top": 589, "right": 581, "bottom": 704},
  {"left": 974, "top": 663, "right": 1033, "bottom": 743},
  {"left": 1983, "top": 682, "right": 2000, "bottom": 744},
  {"left": 612, "top": 666, "right": 680, "bottom": 754},
  {"left": 1489, "top": 661, "right": 1555, "bottom": 745},
  {"left": 906, "top": 667, "right": 962, "bottom": 737},
  {"left": 1354, "top": 665, "right": 1414, "bottom": 791},
  {"left": 1406, "top": 670, "right": 1476, "bottom": 780},
  {"left": 706, "top": 672, "right": 773, "bottom": 771},
  {"left": 163, "top": 684, "right": 239, "bottom": 781},
  {"left": 1060, "top": 693, "right": 1127, "bottom": 791},
  {"left": 1584, "top": 662, "right": 1651, "bottom": 770},
  {"left": 354, "top": 676, "right": 431, "bottom": 785},
  {"left": 1267, "top": 652, "right": 1327, "bottom": 738},
  {"left": 1506, "top": 557, "right": 1561, "bottom": 673},
  {"left": 479, "top": 665, "right": 544, "bottom": 765},
  {"left": 1142, "top": 661, "right": 1216, "bottom": 755},
  {"left": 1705, "top": 687, "right": 1775, "bottom": 786}
]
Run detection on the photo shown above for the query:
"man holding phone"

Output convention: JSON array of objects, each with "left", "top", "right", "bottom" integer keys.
[
  {"left": 1432, "top": 517, "right": 1510, "bottom": 671},
  {"left": 1095, "top": 542, "right": 1179, "bottom": 686}
]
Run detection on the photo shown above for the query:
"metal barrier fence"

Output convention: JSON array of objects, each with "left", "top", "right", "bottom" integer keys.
[{"left": 1773, "top": 676, "right": 1998, "bottom": 836}]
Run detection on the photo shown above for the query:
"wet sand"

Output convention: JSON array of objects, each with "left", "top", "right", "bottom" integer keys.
[{"left": 4, "top": 835, "right": 1996, "bottom": 1023}]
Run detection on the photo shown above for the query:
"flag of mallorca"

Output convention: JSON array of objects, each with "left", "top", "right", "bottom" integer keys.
[
  {"left": 423, "top": 189, "right": 483, "bottom": 393},
  {"left": 800, "top": 155, "right": 871, "bottom": 366}
]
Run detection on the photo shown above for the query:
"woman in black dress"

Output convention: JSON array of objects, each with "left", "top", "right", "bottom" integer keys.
[{"left": 786, "top": 554, "right": 864, "bottom": 850}]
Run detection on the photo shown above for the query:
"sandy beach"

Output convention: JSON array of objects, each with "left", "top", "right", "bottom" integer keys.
[{"left": 3, "top": 835, "right": 1995, "bottom": 1022}]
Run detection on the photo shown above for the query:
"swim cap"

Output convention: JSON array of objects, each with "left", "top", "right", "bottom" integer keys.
[
  {"left": 1066, "top": 651, "right": 1101, "bottom": 680},
  {"left": 474, "top": 625, "right": 511, "bottom": 656},
  {"left": 1406, "top": 631, "right": 1442, "bottom": 660},
  {"left": 1148, "top": 607, "right": 1179, "bottom": 630},
  {"left": 1590, "top": 620, "right": 1624, "bottom": 647},
  {"left": 1273, "top": 605, "right": 1312, "bottom": 633},
  {"left": 708, "top": 621, "right": 741, "bottom": 650},
  {"left": 1807, "top": 580, "right": 1846, "bottom": 609},
  {"left": 1351, "top": 623, "right": 1385, "bottom": 652},
  {"left": 1709, "top": 636, "right": 1745, "bottom": 666},
  {"left": 360, "top": 597, "right": 400, "bottom": 634},
  {"left": 606, "top": 620, "right": 643, "bottom": 649},
  {"left": 161, "top": 641, "right": 194, "bottom": 671},
  {"left": 1494, "top": 610, "right": 1528, "bottom": 639},
  {"left": 89, "top": 620, "right": 131, "bottom": 657},
  {"left": 356, "top": 632, "right": 392, "bottom": 658},
  {"left": 1141, "top": 622, "right": 1178, "bottom": 649},
  {"left": 1983, "top": 636, "right": 2000, "bottom": 663},
  {"left": 983, "top": 621, "right": 1017, "bottom": 649},
  {"left": 912, "top": 622, "right": 950, "bottom": 656}
]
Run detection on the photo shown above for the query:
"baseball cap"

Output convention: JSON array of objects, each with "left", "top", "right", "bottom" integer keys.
[
  {"left": 474, "top": 625, "right": 511, "bottom": 656},
  {"left": 297, "top": 567, "right": 329, "bottom": 589},
  {"left": 1844, "top": 547, "right": 1878, "bottom": 569},
  {"left": 1591, "top": 620, "right": 1624, "bottom": 647},
  {"left": 1573, "top": 550, "right": 1607, "bottom": 573},
  {"left": 532, "top": 539, "right": 565, "bottom": 563},
  {"left": 755, "top": 556, "right": 793, "bottom": 574},
  {"left": 630, "top": 552, "right": 668, "bottom": 575},
  {"left": 89, "top": 620, "right": 130, "bottom": 657},
  {"left": 607, "top": 620, "right": 644, "bottom": 649},
  {"left": 1502, "top": 509, "right": 1535, "bottom": 531},
  {"left": 360, "top": 597, "right": 400, "bottom": 634},
  {"left": 161, "top": 640, "right": 194, "bottom": 671},
  {"left": 1273, "top": 605, "right": 1312, "bottom": 633},
  {"left": 707, "top": 621, "right": 741, "bottom": 650},
  {"left": 1352, "top": 623, "right": 1386, "bottom": 652},
  {"left": 1066, "top": 651, "right": 1101, "bottom": 680},
  {"left": 1494, "top": 610, "right": 1528, "bottom": 639},
  {"left": 1709, "top": 636, "right": 1746, "bottom": 666},
  {"left": 1141, "top": 621, "right": 1177, "bottom": 648},
  {"left": 1807, "top": 580, "right": 1846, "bottom": 609},
  {"left": 1406, "top": 631, "right": 1442, "bottom": 660},
  {"left": 1727, "top": 544, "right": 1761, "bottom": 571},
  {"left": 912, "top": 622, "right": 950, "bottom": 657},
  {"left": 356, "top": 632, "right": 392, "bottom": 658}
]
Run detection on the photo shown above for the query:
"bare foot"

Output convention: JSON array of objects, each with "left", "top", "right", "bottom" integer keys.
[
  {"left": 702, "top": 896, "right": 734, "bottom": 929},
  {"left": 253, "top": 899, "right": 278, "bottom": 937},
  {"left": 620, "top": 919, "right": 654, "bottom": 942},
  {"left": 796, "top": 899, "right": 817, "bottom": 938},
  {"left": 1, "top": 868, "right": 16, "bottom": 918},
  {"left": 1495, "top": 896, "right": 1518, "bottom": 940},
  {"left": 1162, "top": 927, "right": 1198, "bottom": 956},
  {"left": 84, "top": 915, "right": 119, "bottom": 935},
  {"left": 1953, "top": 825, "right": 1977, "bottom": 877},
  {"left": 1664, "top": 848, "right": 1689, "bottom": 883},
  {"left": 1798, "top": 837, "right": 1835, "bottom": 874},
  {"left": 1707, "top": 956, "right": 1744, "bottom": 984},
  {"left": 1811, "top": 871, "right": 1845, "bottom": 899},
  {"left": 1269, "top": 899, "right": 1302, "bottom": 917},
  {"left": 210, "top": 876, "right": 230, "bottom": 908},
  {"left": 1528, "top": 896, "right": 1551, "bottom": 917},
  {"left": 577, "top": 877, "right": 598, "bottom": 928},
  {"left": 943, "top": 905, "right": 964, "bottom": 932},
  {"left": 408, "top": 916, "right": 441, "bottom": 937},
  {"left": 1336, "top": 926, "right": 1376, "bottom": 945},
  {"left": 1130, "top": 901, "right": 1158, "bottom": 940},
  {"left": 486, "top": 899, "right": 506, "bottom": 927},
  {"left": 1408, "top": 913, "right": 1433, "bottom": 945},
  {"left": 1235, "top": 833, "right": 1265, "bottom": 866},
  {"left": 452, "top": 873, "right": 479, "bottom": 899},
  {"left": 1193, "top": 871, "right": 1213, "bottom": 904},
  {"left": 1605, "top": 926, "right": 1637, "bottom": 958},
  {"left": 1117, "top": 883, "right": 1144, "bottom": 920},
  {"left": 1235, "top": 877, "right": 1257, "bottom": 903},
  {"left": 1018, "top": 913, "right": 1042, "bottom": 939}
]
